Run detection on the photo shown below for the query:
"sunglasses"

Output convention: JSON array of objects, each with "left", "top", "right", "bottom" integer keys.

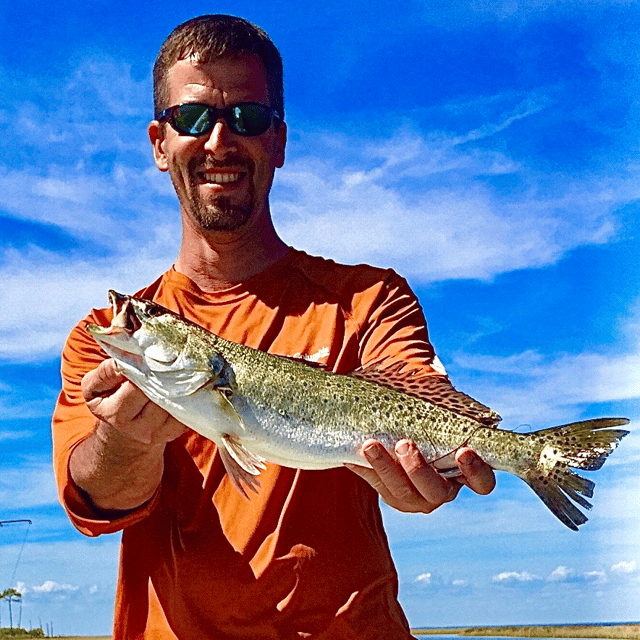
[{"left": 156, "top": 102, "right": 281, "bottom": 137}]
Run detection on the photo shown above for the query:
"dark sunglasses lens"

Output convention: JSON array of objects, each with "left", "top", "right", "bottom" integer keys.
[
  {"left": 227, "top": 104, "right": 273, "bottom": 136},
  {"left": 173, "top": 104, "right": 213, "bottom": 135}
]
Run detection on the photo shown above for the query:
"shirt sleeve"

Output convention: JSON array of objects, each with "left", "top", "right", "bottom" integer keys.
[
  {"left": 356, "top": 271, "right": 447, "bottom": 377},
  {"left": 51, "top": 311, "right": 161, "bottom": 537}
]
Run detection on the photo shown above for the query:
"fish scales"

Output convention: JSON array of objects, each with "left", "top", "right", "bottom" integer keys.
[
  {"left": 193, "top": 332, "right": 480, "bottom": 463},
  {"left": 86, "top": 291, "right": 630, "bottom": 531}
]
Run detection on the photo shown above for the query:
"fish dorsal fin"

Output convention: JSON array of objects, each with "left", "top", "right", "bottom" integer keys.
[{"left": 349, "top": 361, "right": 501, "bottom": 426}]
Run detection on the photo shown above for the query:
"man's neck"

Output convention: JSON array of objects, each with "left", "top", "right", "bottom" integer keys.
[{"left": 174, "top": 210, "right": 290, "bottom": 292}]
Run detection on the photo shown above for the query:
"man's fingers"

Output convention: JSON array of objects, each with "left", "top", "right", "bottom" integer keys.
[
  {"left": 81, "top": 359, "right": 125, "bottom": 400},
  {"left": 345, "top": 439, "right": 494, "bottom": 514},
  {"left": 362, "top": 441, "right": 415, "bottom": 503},
  {"left": 82, "top": 361, "right": 151, "bottom": 425},
  {"left": 346, "top": 440, "right": 459, "bottom": 513},
  {"left": 455, "top": 447, "right": 496, "bottom": 495},
  {"left": 345, "top": 441, "right": 415, "bottom": 509},
  {"left": 395, "top": 440, "right": 460, "bottom": 505},
  {"left": 344, "top": 462, "right": 398, "bottom": 505}
]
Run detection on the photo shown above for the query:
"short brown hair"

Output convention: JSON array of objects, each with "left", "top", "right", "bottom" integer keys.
[{"left": 153, "top": 15, "right": 284, "bottom": 119}]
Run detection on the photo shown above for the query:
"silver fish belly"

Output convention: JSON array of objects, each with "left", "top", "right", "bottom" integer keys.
[{"left": 86, "top": 291, "right": 629, "bottom": 530}]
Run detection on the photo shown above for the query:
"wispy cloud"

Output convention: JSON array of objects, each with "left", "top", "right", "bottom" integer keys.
[
  {"left": 276, "top": 121, "right": 636, "bottom": 284},
  {"left": 547, "top": 565, "right": 607, "bottom": 585},
  {"left": 1, "top": 57, "right": 638, "bottom": 367},
  {"left": 444, "top": 297, "right": 640, "bottom": 427},
  {"left": 0, "top": 379, "right": 59, "bottom": 421},
  {"left": 451, "top": 349, "right": 640, "bottom": 425},
  {"left": 492, "top": 562, "right": 639, "bottom": 589},
  {"left": 0, "top": 458, "right": 59, "bottom": 509}
]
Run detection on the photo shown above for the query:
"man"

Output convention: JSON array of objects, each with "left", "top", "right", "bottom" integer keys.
[{"left": 52, "top": 14, "right": 495, "bottom": 639}]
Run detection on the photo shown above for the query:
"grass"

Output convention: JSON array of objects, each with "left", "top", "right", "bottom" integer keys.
[
  {"left": 6, "top": 624, "right": 636, "bottom": 639},
  {"left": 412, "top": 624, "right": 640, "bottom": 639}
]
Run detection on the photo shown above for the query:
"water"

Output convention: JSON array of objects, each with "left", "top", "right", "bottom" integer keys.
[{"left": 412, "top": 636, "right": 619, "bottom": 640}]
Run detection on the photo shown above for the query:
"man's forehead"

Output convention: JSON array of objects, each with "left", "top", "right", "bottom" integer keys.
[
  {"left": 165, "top": 55, "right": 270, "bottom": 100},
  {"left": 168, "top": 54, "right": 267, "bottom": 81}
]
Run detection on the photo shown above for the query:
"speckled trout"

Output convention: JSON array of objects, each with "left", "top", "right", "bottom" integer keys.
[{"left": 86, "top": 291, "right": 629, "bottom": 530}]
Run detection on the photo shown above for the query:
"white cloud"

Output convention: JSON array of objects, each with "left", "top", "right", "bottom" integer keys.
[
  {"left": 32, "top": 580, "right": 79, "bottom": 594},
  {"left": 1, "top": 56, "right": 637, "bottom": 368},
  {"left": 0, "top": 246, "right": 178, "bottom": 362},
  {"left": 493, "top": 570, "right": 541, "bottom": 583},
  {"left": 0, "top": 429, "right": 34, "bottom": 441},
  {"left": 584, "top": 570, "right": 608, "bottom": 584},
  {"left": 415, "top": 572, "right": 432, "bottom": 584},
  {"left": 448, "top": 312, "right": 640, "bottom": 427},
  {"left": 452, "top": 579, "right": 469, "bottom": 587},
  {"left": 14, "top": 581, "right": 28, "bottom": 595},
  {"left": 548, "top": 565, "right": 574, "bottom": 582},
  {"left": 547, "top": 565, "right": 630, "bottom": 585},
  {"left": 275, "top": 124, "right": 635, "bottom": 284},
  {"left": 611, "top": 560, "right": 638, "bottom": 575}
]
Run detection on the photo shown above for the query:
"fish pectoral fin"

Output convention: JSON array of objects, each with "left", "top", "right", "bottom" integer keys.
[{"left": 219, "top": 433, "right": 267, "bottom": 498}]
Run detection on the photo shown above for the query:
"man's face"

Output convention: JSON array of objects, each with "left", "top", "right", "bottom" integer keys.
[{"left": 149, "top": 55, "right": 286, "bottom": 233}]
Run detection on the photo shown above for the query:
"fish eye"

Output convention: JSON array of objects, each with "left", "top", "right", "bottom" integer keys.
[{"left": 144, "top": 303, "right": 165, "bottom": 318}]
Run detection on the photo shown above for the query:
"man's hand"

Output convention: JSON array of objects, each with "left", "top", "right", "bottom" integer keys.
[
  {"left": 345, "top": 439, "right": 495, "bottom": 513},
  {"left": 82, "top": 358, "right": 186, "bottom": 446},
  {"left": 70, "top": 359, "right": 187, "bottom": 514}
]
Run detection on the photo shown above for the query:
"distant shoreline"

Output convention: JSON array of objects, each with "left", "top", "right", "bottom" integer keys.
[
  {"left": 26, "top": 624, "right": 640, "bottom": 640},
  {"left": 412, "top": 624, "right": 640, "bottom": 639}
]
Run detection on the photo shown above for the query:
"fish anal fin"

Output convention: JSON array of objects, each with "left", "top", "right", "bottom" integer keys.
[
  {"left": 349, "top": 361, "right": 501, "bottom": 426},
  {"left": 218, "top": 433, "right": 267, "bottom": 498}
]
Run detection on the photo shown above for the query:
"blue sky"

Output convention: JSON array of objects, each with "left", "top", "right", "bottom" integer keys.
[{"left": 0, "top": 0, "right": 639, "bottom": 635}]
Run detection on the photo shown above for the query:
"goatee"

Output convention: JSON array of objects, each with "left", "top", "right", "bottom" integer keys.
[
  {"left": 190, "top": 194, "right": 253, "bottom": 231},
  {"left": 184, "top": 155, "right": 255, "bottom": 231}
]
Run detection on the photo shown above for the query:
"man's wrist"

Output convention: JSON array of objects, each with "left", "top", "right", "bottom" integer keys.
[
  {"left": 69, "top": 421, "right": 166, "bottom": 513},
  {"left": 93, "top": 419, "right": 168, "bottom": 454}
]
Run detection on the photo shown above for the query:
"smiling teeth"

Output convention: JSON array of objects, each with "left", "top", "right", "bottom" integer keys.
[{"left": 204, "top": 173, "right": 241, "bottom": 184}]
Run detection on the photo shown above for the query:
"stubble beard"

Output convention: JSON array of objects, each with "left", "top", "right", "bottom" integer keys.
[
  {"left": 180, "top": 156, "right": 256, "bottom": 232},
  {"left": 188, "top": 188, "right": 254, "bottom": 232}
]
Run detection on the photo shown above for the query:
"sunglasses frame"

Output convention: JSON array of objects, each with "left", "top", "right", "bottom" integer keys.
[{"left": 156, "top": 102, "right": 281, "bottom": 138}]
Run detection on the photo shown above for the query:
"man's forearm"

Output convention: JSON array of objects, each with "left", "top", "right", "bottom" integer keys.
[{"left": 69, "top": 421, "right": 166, "bottom": 514}]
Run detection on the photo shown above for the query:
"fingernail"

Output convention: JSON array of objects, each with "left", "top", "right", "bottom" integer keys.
[
  {"left": 363, "top": 442, "right": 382, "bottom": 460},
  {"left": 457, "top": 449, "right": 476, "bottom": 467},
  {"left": 396, "top": 440, "right": 411, "bottom": 456}
]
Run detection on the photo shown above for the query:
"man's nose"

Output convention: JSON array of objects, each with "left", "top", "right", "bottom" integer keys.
[{"left": 203, "top": 120, "right": 239, "bottom": 157}]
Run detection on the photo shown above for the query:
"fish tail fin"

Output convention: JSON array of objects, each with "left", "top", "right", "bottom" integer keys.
[
  {"left": 524, "top": 468, "right": 594, "bottom": 531},
  {"left": 523, "top": 418, "right": 629, "bottom": 530}
]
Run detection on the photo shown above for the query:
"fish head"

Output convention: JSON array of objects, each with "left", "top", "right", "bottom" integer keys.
[{"left": 86, "top": 291, "right": 212, "bottom": 398}]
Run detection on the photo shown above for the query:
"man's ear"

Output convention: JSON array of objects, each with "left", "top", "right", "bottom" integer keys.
[
  {"left": 148, "top": 120, "right": 169, "bottom": 172},
  {"left": 275, "top": 121, "right": 287, "bottom": 169}
]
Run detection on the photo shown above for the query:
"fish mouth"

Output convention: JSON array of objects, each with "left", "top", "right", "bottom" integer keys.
[
  {"left": 107, "top": 290, "right": 142, "bottom": 335},
  {"left": 86, "top": 291, "right": 142, "bottom": 356}
]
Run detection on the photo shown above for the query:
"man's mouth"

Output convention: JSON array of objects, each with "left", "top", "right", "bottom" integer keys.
[{"left": 200, "top": 170, "right": 245, "bottom": 185}]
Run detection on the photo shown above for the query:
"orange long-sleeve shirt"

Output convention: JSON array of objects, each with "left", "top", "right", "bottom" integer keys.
[{"left": 52, "top": 249, "right": 445, "bottom": 639}]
